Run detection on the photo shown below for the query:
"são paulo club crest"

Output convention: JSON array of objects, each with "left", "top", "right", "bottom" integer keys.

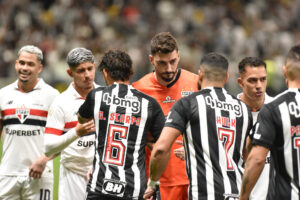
[{"left": 16, "top": 105, "right": 30, "bottom": 123}]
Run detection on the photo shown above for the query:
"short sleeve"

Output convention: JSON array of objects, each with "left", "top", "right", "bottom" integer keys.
[
  {"left": 164, "top": 98, "right": 188, "bottom": 134},
  {"left": 149, "top": 100, "right": 165, "bottom": 140},
  {"left": 251, "top": 104, "right": 276, "bottom": 149},
  {"left": 78, "top": 90, "right": 95, "bottom": 119}
]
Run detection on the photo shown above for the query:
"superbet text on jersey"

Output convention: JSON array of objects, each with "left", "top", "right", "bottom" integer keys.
[
  {"left": 0, "top": 79, "right": 59, "bottom": 177},
  {"left": 78, "top": 83, "right": 165, "bottom": 199}
]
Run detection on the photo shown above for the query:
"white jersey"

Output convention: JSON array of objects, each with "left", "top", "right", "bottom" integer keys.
[
  {"left": 0, "top": 79, "right": 59, "bottom": 176},
  {"left": 238, "top": 93, "right": 274, "bottom": 200},
  {"left": 45, "top": 83, "right": 98, "bottom": 177}
]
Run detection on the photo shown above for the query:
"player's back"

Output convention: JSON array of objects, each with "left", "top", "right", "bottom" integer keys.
[
  {"left": 79, "top": 83, "right": 165, "bottom": 199},
  {"left": 167, "top": 87, "right": 252, "bottom": 199},
  {"left": 251, "top": 88, "right": 300, "bottom": 199}
]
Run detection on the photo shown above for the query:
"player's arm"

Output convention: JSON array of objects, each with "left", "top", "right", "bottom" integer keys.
[
  {"left": 144, "top": 126, "right": 181, "bottom": 199},
  {"left": 29, "top": 153, "right": 58, "bottom": 179},
  {"left": 44, "top": 120, "right": 95, "bottom": 156},
  {"left": 239, "top": 145, "right": 269, "bottom": 200}
]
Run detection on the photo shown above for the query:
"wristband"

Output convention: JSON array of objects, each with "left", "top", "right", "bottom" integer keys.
[{"left": 148, "top": 179, "right": 159, "bottom": 189}]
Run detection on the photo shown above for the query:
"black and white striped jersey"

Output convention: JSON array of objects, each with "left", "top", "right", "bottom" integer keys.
[
  {"left": 78, "top": 83, "right": 165, "bottom": 199},
  {"left": 251, "top": 88, "right": 300, "bottom": 200},
  {"left": 165, "top": 87, "right": 253, "bottom": 200}
]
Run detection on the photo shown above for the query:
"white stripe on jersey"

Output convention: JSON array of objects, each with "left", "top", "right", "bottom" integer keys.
[
  {"left": 197, "top": 95, "right": 215, "bottom": 200},
  {"left": 103, "top": 85, "right": 120, "bottom": 184},
  {"left": 279, "top": 103, "right": 293, "bottom": 182},
  {"left": 132, "top": 97, "right": 148, "bottom": 197},
  {"left": 186, "top": 121, "right": 197, "bottom": 199},
  {"left": 91, "top": 90, "right": 103, "bottom": 192},
  {"left": 291, "top": 181, "right": 299, "bottom": 200},
  {"left": 211, "top": 89, "right": 232, "bottom": 196}
]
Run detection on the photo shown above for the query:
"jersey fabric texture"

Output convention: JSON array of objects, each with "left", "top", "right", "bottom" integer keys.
[
  {"left": 237, "top": 93, "right": 275, "bottom": 200},
  {"left": 78, "top": 83, "right": 165, "bottom": 199},
  {"left": 45, "top": 82, "right": 98, "bottom": 177},
  {"left": 165, "top": 87, "right": 253, "bottom": 200},
  {"left": 251, "top": 88, "right": 300, "bottom": 200},
  {"left": 132, "top": 68, "right": 199, "bottom": 187},
  {"left": 0, "top": 79, "right": 59, "bottom": 176}
]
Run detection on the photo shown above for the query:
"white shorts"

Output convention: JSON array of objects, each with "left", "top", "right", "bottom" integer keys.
[
  {"left": 0, "top": 175, "right": 53, "bottom": 200},
  {"left": 59, "top": 165, "right": 88, "bottom": 200}
]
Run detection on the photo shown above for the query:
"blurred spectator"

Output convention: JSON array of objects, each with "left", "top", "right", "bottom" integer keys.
[{"left": 0, "top": 0, "right": 299, "bottom": 95}]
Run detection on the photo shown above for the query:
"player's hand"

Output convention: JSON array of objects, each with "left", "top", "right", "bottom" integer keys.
[
  {"left": 143, "top": 185, "right": 155, "bottom": 200},
  {"left": 174, "top": 140, "right": 185, "bottom": 161},
  {"left": 76, "top": 119, "right": 95, "bottom": 137},
  {"left": 29, "top": 155, "right": 48, "bottom": 179},
  {"left": 87, "top": 167, "right": 93, "bottom": 181}
]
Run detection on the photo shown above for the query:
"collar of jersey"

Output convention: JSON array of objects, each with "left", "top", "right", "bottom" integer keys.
[
  {"left": 70, "top": 82, "right": 99, "bottom": 100},
  {"left": 14, "top": 78, "right": 44, "bottom": 92}
]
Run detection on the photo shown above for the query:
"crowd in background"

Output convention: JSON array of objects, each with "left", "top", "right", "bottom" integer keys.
[{"left": 1, "top": 0, "right": 299, "bottom": 95}]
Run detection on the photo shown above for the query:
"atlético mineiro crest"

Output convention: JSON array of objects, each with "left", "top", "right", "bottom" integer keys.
[{"left": 16, "top": 105, "right": 30, "bottom": 123}]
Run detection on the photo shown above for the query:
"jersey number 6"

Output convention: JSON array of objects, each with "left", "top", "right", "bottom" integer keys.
[{"left": 104, "top": 124, "right": 128, "bottom": 166}]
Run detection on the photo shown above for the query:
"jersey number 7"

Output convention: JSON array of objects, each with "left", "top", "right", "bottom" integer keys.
[
  {"left": 218, "top": 128, "right": 235, "bottom": 171},
  {"left": 104, "top": 124, "right": 128, "bottom": 166}
]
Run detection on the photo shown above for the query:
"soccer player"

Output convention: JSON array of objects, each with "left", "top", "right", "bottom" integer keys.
[
  {"left": 237, "top": 57, "right": 274, "bottom": 200},
  {"left": 44, "top": 47, "right": 98, "bottom": 200},
  {"left": 0, "top": 45, "right": 59, "bottom": 200},
  {"left": 132, "top": 32, "right": 199, "bottom": 200},
  {"left": 239, "top": 46, "right": 300, "bottom": 200},
  {"left": 144, "top": 52, "right": 253, "bottom": 200},
  {"left": 75, "top": 49, "right": 165, "bottom": 199}
]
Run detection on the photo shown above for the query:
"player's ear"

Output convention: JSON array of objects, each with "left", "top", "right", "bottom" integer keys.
[
  {"left": 224, "top": 73, "right": 229, "bottom": 83},
  {"left": 283, "top": 65, "right": 287, "bottom": 78},
  {"left": 149, "top": 55, "right": 154, "bottom": 65},
  {"left": 67, "top": 68, "right": 73, "bottom": 78},
  {"left": 237, "top": 77, "right": 243, "bottom": 87},
  {"left": 198, "top": 69, "right": 203, "bottom": 85}
]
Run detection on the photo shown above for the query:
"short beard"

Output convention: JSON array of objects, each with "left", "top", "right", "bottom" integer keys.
[{"left": 161, "top": 72, "right": 176, "bottom": 82}]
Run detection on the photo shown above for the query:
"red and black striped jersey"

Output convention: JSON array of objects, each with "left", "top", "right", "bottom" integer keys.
[{"left": 78, "top": 83, "right": 165, "bottom": 199}]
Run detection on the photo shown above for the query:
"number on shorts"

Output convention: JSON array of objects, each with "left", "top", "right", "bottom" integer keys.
[
  {"left": 218, "top": 128, "right": 235, "bottom": 170},
  {"left": 40, "top": 189, "right": 51, "bottom": 200},
  {"left": 104, "top": 124, "right": 128, "bottom": 166}
]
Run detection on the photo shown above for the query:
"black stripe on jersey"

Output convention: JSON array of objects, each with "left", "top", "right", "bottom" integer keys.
[{"left": 2, "top": 118, "right": 46, "bottom": 127}]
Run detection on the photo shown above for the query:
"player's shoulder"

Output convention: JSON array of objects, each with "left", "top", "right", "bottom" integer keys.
[
  {"left": 132, "top": 72, "right": 153, "bottom": 88},
  {"left": 0, "top": 81, "right": 15, "bottom": 95},
  {"left": 39, "top": 79, "right": 59, "bottom": 95},
  {"left": 179, "top": 69, "right": 198, "bottom": 80},
  {"left": 266, "top": 89, "right": 294, "bottom": 108},
  {"left": 130, "top": 85, "right": 160, "bottom": 105}
]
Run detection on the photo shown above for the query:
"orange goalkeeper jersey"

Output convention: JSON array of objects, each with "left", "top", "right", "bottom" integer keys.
[{"left": 132, "top": 69, "right": 199, "bottom": 186}]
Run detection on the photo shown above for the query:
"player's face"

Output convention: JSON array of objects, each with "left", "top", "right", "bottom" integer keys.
[
  {"left": 15, "top": 52, "right": 42, "bottom": 85},
  {"left": 238, "top": 65, "right": 267, "bottom": 102},
  {"left": 70, "top": 62, "right": 96, "bottom": 90},
  {"left": 150, "top": 50, "right": 180, "bottom": 83}
]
